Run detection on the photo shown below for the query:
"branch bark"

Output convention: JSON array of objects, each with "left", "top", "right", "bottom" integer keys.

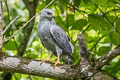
[
  {"left": 0, "top": 34, "right": 118, "bottom": 80},
  {"left": 95, "top": 46, "right": 120, "bottom": 69},
  {"left": 0, "top": 52, "right": 76, "bottom": 80}
]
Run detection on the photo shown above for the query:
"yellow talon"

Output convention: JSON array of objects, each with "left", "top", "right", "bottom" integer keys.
[{"left": 53, "top": 56, "right": 61, "bottom": 67}]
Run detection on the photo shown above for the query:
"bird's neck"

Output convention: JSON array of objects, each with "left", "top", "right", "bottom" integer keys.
[
  {"left": 51, "top": 18, "right": 56, "bottom": 24},
  {"left": 40, "top": 18, "right": 55, "bottom": 24}
]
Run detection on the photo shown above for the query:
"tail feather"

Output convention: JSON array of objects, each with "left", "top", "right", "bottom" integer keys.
[{"left": 62, "top": 54, "right": 73, "bottom": 64}]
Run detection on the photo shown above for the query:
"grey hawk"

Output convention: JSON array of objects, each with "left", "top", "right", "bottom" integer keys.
[{"left": 38, "top": 9, "right": 74, "bottom": 65}]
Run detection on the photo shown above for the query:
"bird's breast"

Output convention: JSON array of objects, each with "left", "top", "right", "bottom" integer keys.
[{"left": 38, "top": 24, "right": 56, "bottom": 52}]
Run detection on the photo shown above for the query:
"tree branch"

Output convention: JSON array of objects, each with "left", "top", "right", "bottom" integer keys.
[
  {"left": 65, "top": 0, "right": 88, "bottom": 14},
  {"left": 1, "top": 33, "right": 118, "bottom": 80},
  {"left": 0, "top": 52, "right": 76, "bottom": 80},
  {"left": 104, "top": 9, "right": 120, "bottom": 15},
  {"left": 3, "top": 15, "right": 34, "bottom": 43},
  {"left": 95, "top": 46, "right": 120, "bottom": 69},
  {"left": 17, "top": 0, "right": 38, "bottom": 56},
  {"left": 76, "top": 34, "right": 116, "bottom": 80}
]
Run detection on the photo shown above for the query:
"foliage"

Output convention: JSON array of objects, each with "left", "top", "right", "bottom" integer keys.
[{"left": 2, "top": 0, "right": 120, "bottom": 79}]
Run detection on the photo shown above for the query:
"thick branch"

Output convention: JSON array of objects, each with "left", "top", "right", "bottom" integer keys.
[
  {"left": 17, "top": 0, "right": 38, "bottom": 56},
  {"left": 76, "top": 34, "right": 116, "bottom": 80},
  {"left": 1, "top": 33, "right": 118, "bottom": 80},
  {"left": 0, "top": 53, "right": 76, "bottom": 80},
  {"left": 95, "top": 46, "right": 120, "bottom": 69}
]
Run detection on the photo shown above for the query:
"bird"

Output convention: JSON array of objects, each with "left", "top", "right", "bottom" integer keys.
[{"left": 38, "top": 9, "right": 74, "bottom": 66}]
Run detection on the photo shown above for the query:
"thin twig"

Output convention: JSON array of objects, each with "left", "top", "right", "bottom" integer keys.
[
  {"left": 4, "top": 0, "right": 19, "bottom": 49},
  {"left": 65, "top": 0, "right": 87, "bottom": 14},
  {"left": 90, "top": 31, "right": 113, "bottom": 51},
  {"left": 93, "top": 0, "right": 113, "bottom": 28},
  {"left": 2, "top": 16, "right": 19, "bottom": 35},
  {"left": 73, "top": 24, "right": 90, "bottom": 45},
  {"left": 44, "top": 0, "right": 55, "bottom": 9},
  {"left": 4, "top": 0, "right": 10, "bottom": 20},
  {"left": 3, "top": 0, "right": 55, "bottom": 43},
  {"left": 82, "top": 24, "right": 90, "bottom": 34},
  {"left": 90, "top": 35, "right": 106, "bottom": 51},
  {"left": 104, "top": 9, "right": 120, "bottom": 15}
]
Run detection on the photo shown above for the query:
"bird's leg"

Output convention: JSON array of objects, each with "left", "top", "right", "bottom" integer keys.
[
  {"left": 44, "top": 50, "right": 53, "bottom": 62},
  {"left": 53, "top": 53, "right": 61, "bottom": 67},
  {"left": 53, "top": 45, "right": 62, "bottom": 67}
]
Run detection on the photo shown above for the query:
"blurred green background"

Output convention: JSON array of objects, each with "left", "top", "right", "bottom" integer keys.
[{"left": 2, "top": 0, "right": 120, "bottom": 79}]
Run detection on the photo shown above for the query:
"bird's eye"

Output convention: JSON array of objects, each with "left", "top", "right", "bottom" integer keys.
[{"left": 47, "top": 12, "right": 52, "bottom": 15}]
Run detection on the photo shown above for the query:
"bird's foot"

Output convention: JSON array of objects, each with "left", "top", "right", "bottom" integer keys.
[
  {"left": 43, "top": 58, "right": 50, "bottom": 62},
  {"left": 53, "top": 61, "right": 60, "bottom": 67}
]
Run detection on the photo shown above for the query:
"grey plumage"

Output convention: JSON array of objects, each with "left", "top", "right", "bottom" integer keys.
[{"left": 38, "top": 9, "right": 74, "bottom": 64}]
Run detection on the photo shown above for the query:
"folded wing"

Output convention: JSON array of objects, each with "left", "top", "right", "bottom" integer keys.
[{"left": 50, "top": 25, "right": 73, "bottom": 55}]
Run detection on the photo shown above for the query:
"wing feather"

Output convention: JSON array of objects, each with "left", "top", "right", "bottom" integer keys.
[{"left": 50, "top": 25, "right": 72, "bottom": 55}]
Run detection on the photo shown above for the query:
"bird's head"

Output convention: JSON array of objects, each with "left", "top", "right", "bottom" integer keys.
[{"left": 40, "top": 9, "right": 55, "bottom": 19}]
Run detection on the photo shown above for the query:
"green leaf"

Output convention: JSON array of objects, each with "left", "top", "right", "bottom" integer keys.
[
  {"left": 72, "top": 19, "right": 87, "bottom": 30},
  {"left": 116, "top": 18, "right": 120, "bottom": 33},
  {"left": 55, "top": 16, "right": 67, "bottom": 31},
  {"left": 13, "top": 73, "right": 22, "bottom": 80},
  {"left": 67, "top": 14, "right": 74, "bottom": 27},
  {"left": 72, "top": 52, "right": 80, "bottom": 64},
  {"left": 3, "top": 40, "right": 17, "bottom": 50},
  {"left": 110, "top": 32, "right": 120, "bottom": 45},
  {"left": 102, "top": 37, "right": 111, "bottom": 43},
  {"left": 88, "top": 14, "right": 111, "bottom": 31},
  {"left": 80, "top": 0, "right": 96, "bottom": 13},
  {"left": 96, "top": 0, "right": 116, "bottom": 8},
  {"left": 26, "top": 54, "right": 38, "bottom": 59},
  {"left": 15, "top": 33, "right": 23, "bottom": 43},
  {"left": 37, "top": 1, "right": 46, "bottom": 11},
  {"left": 46, "top": 0, "right": 52, "bottom": 5},
  {"left": 98, "top": 46, "right": 110, "bottom": 56},
  {"left": 58, "top": 0, "right": 67, "bottom": 14},
  {"left": 83, "top": 0, "right": 90, "bottom": 4},
  {"left": 29, "top": 0, "right": 33, "bottom": 2},
  {"left": 74, "top": 0, "right": 81, "bottom": 7},
  {"left": 114, "top": 0, "right": 120, "bottom": 4}
]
